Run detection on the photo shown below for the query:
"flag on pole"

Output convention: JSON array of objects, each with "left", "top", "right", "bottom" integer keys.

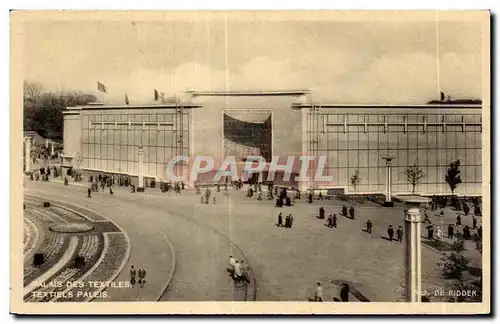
[
  {"left": 154, "top": 89, "right": 159, "bottom": 101},
  {"left": 97, "top": 82, "right": 107, "bottom": 92},
  {"left": 125, "top": 93, "right": 129, "bottom": 105}
]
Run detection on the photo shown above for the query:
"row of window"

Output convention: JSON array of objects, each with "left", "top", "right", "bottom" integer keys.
[
  {"left": 310, "top": 114, "right": 482, "bottom": 123},
  {"left": 308, "top": 132, "right": 482, "bottom": 150}
]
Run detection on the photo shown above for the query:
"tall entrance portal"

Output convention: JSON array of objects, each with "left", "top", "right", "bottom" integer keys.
[{"left": 223, "top": 109, "right": 272, "bottom": 182}]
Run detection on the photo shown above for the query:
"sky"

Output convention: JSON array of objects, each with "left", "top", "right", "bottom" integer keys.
[{"left": 22, "top": 12, "right": 486, "bottom": 105}]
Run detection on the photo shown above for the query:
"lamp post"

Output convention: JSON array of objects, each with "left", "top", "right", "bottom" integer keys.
[
  {"left": 138, "top": 146, "right": 144, "bottom": 191},
  {"left": 397, "top": 195, "right": 430, "bottom": 302},
  {"left": 382, "top": 157, "right": 394, "bottom": 207}
]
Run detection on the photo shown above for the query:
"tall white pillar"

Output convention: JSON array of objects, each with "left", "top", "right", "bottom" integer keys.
[
  {"left": 45, "top": 137, "right": 49, "bottom": 149},
  {"left": 51, "top": 143, "right": 55, "bottom": 156},
  {"left": 382, "top": 157, "right": 394, "bottom": 206},
  {"left": 138, "top": 146, "right": 144, "bottom": 189},
  {"left": 404, "top": 200, "right": 423, "bottom": 303},
  {"left": 24, "top": 136, "right": 32, "bottom": 173},
  {"left": 387, "top": 163, "right": 392, "bottom": 202}
]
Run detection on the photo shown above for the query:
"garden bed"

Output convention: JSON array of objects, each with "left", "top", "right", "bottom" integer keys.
[
  {"left": 24, "top": 233, "right": 69, "bottom": 286},
  {"left": 49, "top": 206, "right": 89, "bottom": 223},
  {"left": 56, "top": 233, "right": 129, "bottom": 302},
  {"left": 25, "top": 233, "right": 104, "bottom": 302}
]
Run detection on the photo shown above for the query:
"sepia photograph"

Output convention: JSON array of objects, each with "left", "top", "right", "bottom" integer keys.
[{"left": 10, "top": 10, "right": 490, "bottom": 314}]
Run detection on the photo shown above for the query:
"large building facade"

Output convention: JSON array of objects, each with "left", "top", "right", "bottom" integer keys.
[{"left": 62, "top": 90, "right": 483, "bottom": 196}]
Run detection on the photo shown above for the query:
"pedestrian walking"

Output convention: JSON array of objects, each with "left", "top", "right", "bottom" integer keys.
[
  {"left": 109, "top": 187, "right": 114, "bottom": 195},
  {"left": 427, "top": 225, "right": 434, "bottom": 240},
  {"left": 315, "top": 282, "right": 324, "bottom": 302},
  {"left": 387, "top": 225, "right": 394, "bottom": 241},
  {"left": 233, "top": 261, "right": 243, "bottom": 283},
  {"left": 289, "top": 214, "right": 294, "bottom": 228},
  {"left": 396, "top": 226, "right": 403, "bottom": 242},
  {"left": 327, "top": 214, "right": 332, "bottom": 227},
  {"left": 129, "top": 265, "right": 136, "bottom": 287},
  {"left": 342, "top": 205, "right": 348, "bottom": 217},
  {"left": 366, "top": 220, "right": 372, "bottom": 233},
  {"left": 436, "top": 226, "right": 443, "bottom": 241},
  {"left": 472, "top": 216, "right": 477, "bottom": 229},
  {"left": 448, "top": 224, "right": 454, "bottom": 239},
  {"left": 87, "top": 188, "right": 92, "bottom": 198},
  {"left": 277, "top": 213, "right": 283, "bottom": 227},
  {"left": 332, "top": 214, "right": 337, "bottom": 228},
  {"left": 228, "top": 256, "right": 237, "bottom": 277},
  {"left": 340, "top": 283, "right": 349, "bottom": 302},
  {"left": 349, "top": 206, "right": 355, "bottom": 219},
  {"left": 463, "top": 202, "right": 470, "bottom": 216},
  {"left": 240, "top": 260, "right": 250, "bottom": 284},
  {"left": 456, "top": 215, "right": 462, "bottom": 226},
  {"left": 138, "top": 266, "right": 147, "bottom": 288}
]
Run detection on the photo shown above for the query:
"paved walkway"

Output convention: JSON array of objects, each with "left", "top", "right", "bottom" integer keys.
[
  {"left": 24, "top": 178, "right": 481, "bottom": 301},
  {"left": 26, "top": 181, "right": 251, "bottom": 301}
]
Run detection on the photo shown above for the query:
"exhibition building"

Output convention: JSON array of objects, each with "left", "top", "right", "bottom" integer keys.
[{"left": 59, "top": 90, "right": 482, "bottom": 196}]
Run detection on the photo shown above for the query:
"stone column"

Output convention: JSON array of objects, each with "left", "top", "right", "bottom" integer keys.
[
  {"left": 404, "top": 201, "right": 422, "bottom": 302},
  {"left": 51, "top": 143, "right": 55, "bottom": 156},
  {"left": 138, "top": 146, "right": 144, "bottom": 190},
  {"left": 24, "top": 136, "right": 32, "bottom": 173},
  {"left": 382, "top": 157, "right": 394, "bottom": 206}
]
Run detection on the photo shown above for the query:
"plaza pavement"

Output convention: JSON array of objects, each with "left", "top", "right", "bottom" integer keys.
[
  {"left": 25, "top": 181, "right": 250, "bottom": 302},
  {"left": 24, "top": 178, "right": 482, "bottom": 301}
]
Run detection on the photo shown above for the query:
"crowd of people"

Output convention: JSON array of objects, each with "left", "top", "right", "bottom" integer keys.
[{"left": 227, "top": 255, "right": 251, "bottom": 286}]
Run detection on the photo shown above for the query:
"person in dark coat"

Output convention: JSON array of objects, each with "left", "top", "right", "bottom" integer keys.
[
  {"left": 289, "top": 214, "right": 294, "bottom": 228},
  {"left": 349, "top": 206, "right": 355, "bottom": 219},
  {"left": 319, "top": 207, "right": 325, "bottom": 219},
  {"left": 339, "top": 206, "right": 346, "bottom": 218},
  {"left": 448, "top": 224, "right": 454, "bottom": 239},
  {"left": 463, "top": 202, "right": 470, "bottom": 216},
  {"left": 332, "top": 214, "right": 337, "bottom": 228},
  {"left": 340, "top": 284, "right": 349, "bottom": 302},
  {"left": 478, "top": 226, "right": 482, "bottom": 240},
  {"left": 277, "top": 213, "right": 283, "bottom": 227},
  {"left": 284, "top": 215, "right": 290, "bottom": 228},
  {"left": 366, "top": 220, "right": 372, "bottom": 233},
  {"left": 456, "top": 215, "right": 462, "bottom": 226},
  {"left": 327, "top": 214, "right": 332, "bottom": 227},
  {"left": 427, "top": 226, "right": 434, "bottom": 240},
  {"left": 387, "top": 225, "right": 395, "bottom": 241},
  {"left": 396, "top": 226, "right": 403, "bottom": 242},
  {"left": 463, "top": 225, "right": 471, "bottom": 240},
  {"left": 87, "top": 188, "right": 92, "bottom": 198},
  {"left": 472, "top": 216, "right": 477, "bottom": 229}
]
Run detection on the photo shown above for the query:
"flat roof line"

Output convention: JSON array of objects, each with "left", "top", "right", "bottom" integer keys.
[
  {"left": 66, "top": 103, "right": 202, "bottom": 110},
  {"left": 185, "top": 90, "right": 311, "bottom": 96},
  {"left": 292, "top": 103, "right": 483, "bottom": 109}
]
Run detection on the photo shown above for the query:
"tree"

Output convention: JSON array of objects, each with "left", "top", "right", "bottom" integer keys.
[
  {"left": 23, "top": 81, "right": 96, "bottom": 139},
  {"left": 350, "top": 170, "right": 360, "bottom": 192},
  {"left": 445, "top": 159, "right": 462, "bottom": 195},
  {"left": 437, "top": 238, "right": 482, "bottom": 302},
  {"left": 404, "top": 165, "right": 425, "bottom": 194}
]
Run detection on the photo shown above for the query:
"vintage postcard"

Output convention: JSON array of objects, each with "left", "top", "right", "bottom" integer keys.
[{"left": 10, "top": 10, "right": 490, "bottom": 314}]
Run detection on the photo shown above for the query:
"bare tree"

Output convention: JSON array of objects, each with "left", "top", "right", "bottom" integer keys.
[
  {"left": 404, "top": 165, "right": 425, "bottom": 194},
  {"left": 23, "top": 81, "right": 42, "bottom": 103}
]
